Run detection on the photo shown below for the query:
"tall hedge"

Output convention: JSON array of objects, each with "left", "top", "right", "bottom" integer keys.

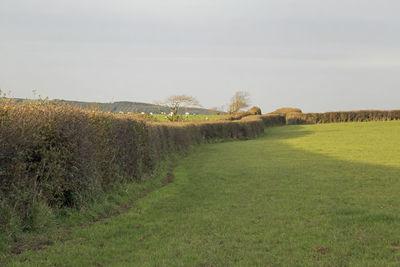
[{"left": 0, "top": 103, "right": 285, "bottom": 232}]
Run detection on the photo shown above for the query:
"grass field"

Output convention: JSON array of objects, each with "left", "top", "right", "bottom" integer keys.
[
  {"left": 148, "top": 114, "right": 225, "bottom": 122},
  {"left": 6, "top": 121, "right": 400, "bottom": 266}
]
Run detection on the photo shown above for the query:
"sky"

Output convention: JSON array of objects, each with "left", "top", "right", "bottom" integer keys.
[{"left": 1, "top": 0, "right": 400, "bottom": 113}]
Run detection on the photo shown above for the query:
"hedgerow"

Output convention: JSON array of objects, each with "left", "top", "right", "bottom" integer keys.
[
  {"left": 272, "top": 107, "right": 302, "bottom": 115},
  {"left": 0, "top": 102, "right": 285, "bottom": 237},
  {"left": 226, "top": 106, "right": 263, "bottom": 120},
  {"left": 284, "top": 110, "right": 400, "bottom": 124}
]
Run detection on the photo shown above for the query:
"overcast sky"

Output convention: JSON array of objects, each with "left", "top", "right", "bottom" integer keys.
[{"left": 1, "top": 0, "right": 399, "bottom": 112}]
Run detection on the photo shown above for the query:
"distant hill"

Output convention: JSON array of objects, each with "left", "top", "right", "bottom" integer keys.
[{"left": 5, "top": 98, "right": 224, "bottom": 115}]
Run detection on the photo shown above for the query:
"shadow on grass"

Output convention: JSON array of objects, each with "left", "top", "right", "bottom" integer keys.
[
  {"left": 263, "top": 125, "right": 313, "bottom": 140},
  {"left": 258, "top": 125, "right": 400, "bottom": 224},
  {"left": 163, "top": 124, "right": 400, "bottom": 234}
]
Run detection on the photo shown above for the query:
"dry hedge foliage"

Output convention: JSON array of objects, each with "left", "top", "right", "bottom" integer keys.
[
  {"left": 1, "top": 101, "right": 398, "bottom": 234},
  {"left": 0, "top": 102, "right": 285, "bottom": 233},
  {"left": 286, "top": 110, "right": 400, "bottom": 125},
  {"left": 272, "top": 107, "right": 303, "bottom": 115},
  {"left": 269, "top": 107, "right": 400, "bottom": 125},
  {"left": 226, "top": 106, "right": 262, "bottom": 120}
]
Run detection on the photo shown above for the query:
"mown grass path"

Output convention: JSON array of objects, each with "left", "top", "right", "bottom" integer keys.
[{"left": 9, "top": 121, "right": 400, "bottom": 266}]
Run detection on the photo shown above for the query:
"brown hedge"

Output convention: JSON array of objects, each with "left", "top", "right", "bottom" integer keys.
[
  {"left": 286, "top": 110, "right": 400, "bottom": 125},
  {"left": 259, "top": 114, "right": 287, "bottom": 126},
  {"left": 0, "top": 103, "right": 285, "bottom": 231},
  {"left": 272, "top": 107, "right": 302, "bottom": 115},
  {"left": 226, "top": 106, "right": 263, "bottom": 120}
]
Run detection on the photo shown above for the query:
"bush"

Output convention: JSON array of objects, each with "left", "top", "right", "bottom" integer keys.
[
  {"left": 226, "top": 106, "right": 263, "bottom": 120},
  {"left": 260, "top": 114, "right": 286, "bottom": 126},
  {"left": 247, "top": 106, "right": 262, "bottom": 115},
  {"left": 285, "top": 110, "right": 400, "bottom": 125},
  {"left": 0, "top": 102, "right": 282, "bottom": 234},
  {"left": 272, "top": 107, "right": 302, "bottom": 115}
]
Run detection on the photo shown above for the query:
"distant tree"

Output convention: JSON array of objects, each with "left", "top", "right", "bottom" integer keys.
[
  {"left": 228, "top": 91, "right": 251, "bottom": 113},
  {"left": 210, "top": 106, "right": 225, "bottom": 115},
  {"left": 159, "top": 95, "right": 201, "bottom": 121}
]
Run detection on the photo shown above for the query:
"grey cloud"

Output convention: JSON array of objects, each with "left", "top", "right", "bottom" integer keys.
[{"left": 1, "top": 0, "right": 400, "bottom": 112}]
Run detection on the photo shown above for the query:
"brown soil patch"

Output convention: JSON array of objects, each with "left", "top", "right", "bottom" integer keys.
[{"left": 315, "top": 247, "right": 330, "bottom": 255}]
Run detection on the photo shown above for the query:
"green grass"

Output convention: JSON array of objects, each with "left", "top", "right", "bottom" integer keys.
[
  {"left": 6, "top": 121, "right": 400, "bottom": 266},
  {"left": 149, "top": 114, "right": 225, "bottom": 122}
]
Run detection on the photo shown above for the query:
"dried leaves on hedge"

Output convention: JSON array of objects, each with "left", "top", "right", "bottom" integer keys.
[{"left": 0, "top": 102, "right": 285, "bottom": 233}]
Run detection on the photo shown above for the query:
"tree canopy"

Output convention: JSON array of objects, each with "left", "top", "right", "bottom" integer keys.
[
  {"left": 228, "top": 91, "right": 250, "bottom": 113},
  {"left": 159, "top": 95, "right": 201, "bottom": 120}
]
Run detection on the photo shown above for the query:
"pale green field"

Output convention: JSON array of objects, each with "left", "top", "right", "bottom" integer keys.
[
  {"left": 148, "top": 114, "right": 225, "bottom": 122},
  {"left": 7, "top": 121, "right": 400, "bottom": 266}
]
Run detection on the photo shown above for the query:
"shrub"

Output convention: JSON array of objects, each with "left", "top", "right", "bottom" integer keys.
[
  {"left": 247, "top": 106, "right": 262, "bottom": 115},
  {"left": 0, "top": 102, "right": 282, "bottom": 235},
  {"left": 272, "top": 107, "right": 302, "bottom": 115},
  {"left": 260, "top": 114, "right": 286, "bottom": 126},
  {"left": 226, "top": 106, "right": 263, "bottom": 120},
  {"left": 285, "top": 110, "right": 400, "bottom": 125}
]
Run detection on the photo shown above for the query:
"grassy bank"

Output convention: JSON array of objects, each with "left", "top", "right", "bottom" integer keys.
[
  {"left": 6, "top": 121, "right": 400, "bottom": 265},
  {"left": 0, "top": 153, "right": 183, "bottom": 263}
]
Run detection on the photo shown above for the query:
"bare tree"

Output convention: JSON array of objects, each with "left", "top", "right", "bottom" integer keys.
[
  {"left": 159, "top": 95, "right": 201, "bottom": 121},
  {"left": 228, "top": 91, "right": 250, "bottom": 113}
]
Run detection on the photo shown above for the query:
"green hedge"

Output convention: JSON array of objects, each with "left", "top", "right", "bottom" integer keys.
[
  {"left": 286, "top": 110, "right": 400, "bottom": 125},
  {"left": 0, "top": 103, "right": 285, "bottom": 233}
]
